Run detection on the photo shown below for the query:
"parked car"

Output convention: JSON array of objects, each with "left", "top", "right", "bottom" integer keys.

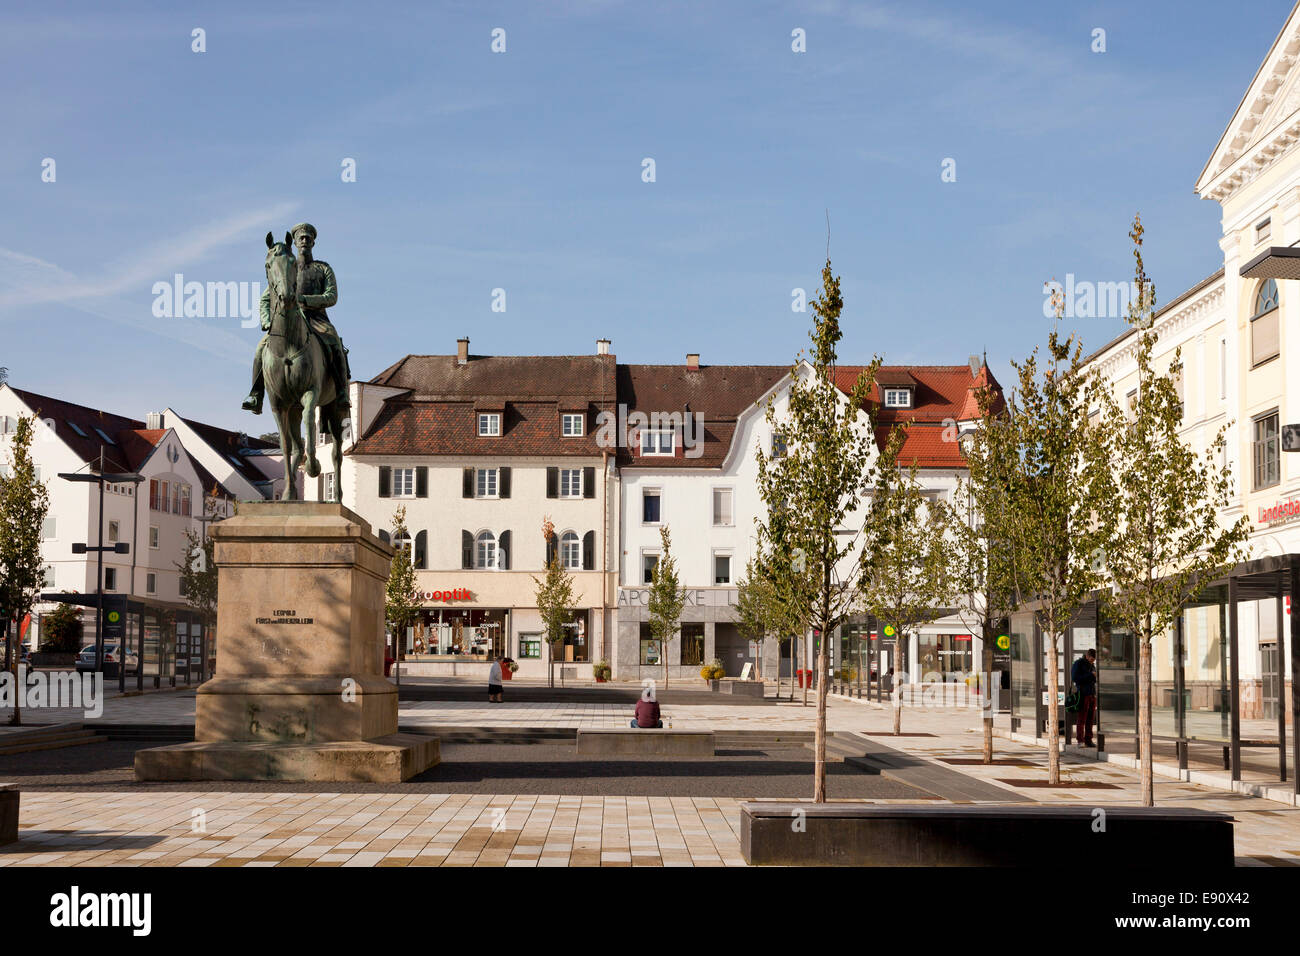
[{"left": 75, "top": 644, "right": 138, "bottom": 674}]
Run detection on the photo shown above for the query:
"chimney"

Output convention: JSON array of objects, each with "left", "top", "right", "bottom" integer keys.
[
  {"left": 457, "top": 337, "right": 470, "bottom": 365},
  {"left": 596, "top": 338, "right": 611, "bottom": 356},
  {"left": 146, "top": 412, "right": 164, "bottom": 430},
  {"left": 686, "top": 353, "right": 700, "bottom": 370}
]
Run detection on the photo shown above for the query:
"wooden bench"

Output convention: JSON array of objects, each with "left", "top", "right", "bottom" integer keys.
[
  {"left": 576, "top": 729, "right": 714, "bottom": 756},
  {"left": 0, "top": 783, "right": 18, "bottom": 846},
  {"left": 740, "top": 803, "right": 1235, "bottom": 866}
]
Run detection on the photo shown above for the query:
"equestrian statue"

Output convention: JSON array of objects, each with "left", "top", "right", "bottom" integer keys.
[{"left": 243, "top": 222, "right": 350, "bottom": 501}]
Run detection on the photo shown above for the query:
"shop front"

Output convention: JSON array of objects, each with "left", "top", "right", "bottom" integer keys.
[
  {"left": 614, "top": 585, "right": 780, "bottom": 682},
  {"left": 1008, "top": 554, "right": 1299, "bottom": 794},
  {"left": 394, "top": 572, "right": 609, "bottom": 680}
]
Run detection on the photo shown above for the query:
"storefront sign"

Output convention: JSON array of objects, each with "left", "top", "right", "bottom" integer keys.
[
  {"left": 617, "top": 588, "right": 737, "bottom": 607},
  {"left": 1258, "top": 496, "right": 1300, "bottom": 526},
  {"left": 411, "top": 587, "right": 473, "bottom": 603}
]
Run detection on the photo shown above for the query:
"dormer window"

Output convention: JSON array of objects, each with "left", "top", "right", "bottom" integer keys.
[
  {"left": 561, "top": 413, "right": 585, "bottom": 437},
  {"left": 883, "top": 388, "right": 912, "bottom": 409},
  {"left": 478, "top": 413, "right": 501, "bottom": 437}
]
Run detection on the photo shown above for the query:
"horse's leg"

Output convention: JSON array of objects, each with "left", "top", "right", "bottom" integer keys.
[
  {"left": 302, "top": 388, "right": 321, "bottom": 479},
  {"left": 272, "top": 404, "right": 295, "bottom": 500},
  {"left": 329, "top": 406, "right": 344, "bottom": 502}
]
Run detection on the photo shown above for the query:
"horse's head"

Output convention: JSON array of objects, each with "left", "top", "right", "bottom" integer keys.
[{"left": 264, "top": 230, "right": 297, "bottom": 309}]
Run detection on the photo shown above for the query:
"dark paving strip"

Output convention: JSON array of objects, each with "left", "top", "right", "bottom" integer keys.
[
  {"left": 995, "top": 779, "right": 1120, "bottom": 789},
  {"left": 940, "top": 758, "right": 1036, "bottom": 767},
  {"left": 396, "top": 680, "right": 774, "bottom": 707},
  {"left": 858, "top": 732, "right": 937, "bottom": 738},
  {"left": 839, "top": 734, "right": 1033, "bottom": 803},
  {"left": 0, "top": 740, "right": 937, "bottom": 799}
]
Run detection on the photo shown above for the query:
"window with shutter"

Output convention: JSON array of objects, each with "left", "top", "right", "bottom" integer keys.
[
  {"left": 1252, "top": 279, "right": 1280, "bottom": 367},
  {"left": 416, "top": 467, "right": 428, "bottom": 498},
  {"left": 463, "top": 468, "right": 474, "bottom": 498},
  {"left": 462, "top": 530, "right": 474, "bottom": 569},
  {"left": 582, "top": 530, "right": 595, "bottom": 570},
  {"left": 546, "top": 467, "right": 558, "bottom": 498},
  {"left": 499, "top": 467, "right": 511, "bottom": 498},
  {"left": 583, "top": 466, "right": 596, "bottom": 498},
  {"left": 499, "top": 530, "right": 511, "bottom": 570},
  {"left": 414, "top": 530, "right": 427, "bottom": 570},
  {"left": 379, "top": 466, "right": 391, "bottom": 498}
]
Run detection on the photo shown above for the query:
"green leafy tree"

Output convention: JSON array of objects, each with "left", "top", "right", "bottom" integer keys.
[
  {"left": 177, "top": 503, "right": 220, "bottom": 665},
  {"left": 951, "top": 387, "right": 1020, "bottom": 763},
  {"left": 1094, "top": 216, "right": 1251, "bottom": 806},
  {"left": 39, "top": 603, "right": 84, "bottom": 654},
  {"left": 533, "top": 517, "right": 577, "bottom": 688},
  {"left": 0, "top": 415, "right": 51, "bottom": 725},
  {"left": 734, "top": 552, "right": 799, "bottom": 682},
  {"left": 860, "top": 431, "right": 958, "bottom": 735},
  {"left": 384, "top": 506, "right": 419, "bottom": 665},
  {"left": 755, "top": 258, "right": 882, "bottom": 803},
  {"left": 647, "top": 526, "right": 685, "bottom": 691},
  {"left": 999, "top": 305, "right": 1112, "bottom": 785}
]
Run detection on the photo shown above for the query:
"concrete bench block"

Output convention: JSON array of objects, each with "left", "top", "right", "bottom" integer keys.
[
  {"left": 740, "top": 803, "right": 1235, "bottom": 867},
  {"left": 725, "top": 681, "right": 766, "bottom": 698},
  {"left": 0, "top": 784, "right": 18, "bottom": 846},
  {"left": 576, "top": 729, "right": 714, "bottom": 756}
]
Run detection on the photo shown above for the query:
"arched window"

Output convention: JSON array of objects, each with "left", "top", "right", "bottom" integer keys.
[
  {"left": 1252, "top": 278, "right": 1281, "bottom": 366},
  {"left": 475, "top": 530, "right": 497, "bottom": 569},
  {"left": 1255, "top": 278, "right": 1279, "bottom": 317},
  {"left": 560, "top": 531, "right": 581, "bottom": 569}
]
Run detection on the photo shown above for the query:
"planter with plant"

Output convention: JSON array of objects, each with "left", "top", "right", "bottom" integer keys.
[{"left": 593, "top": 660, "right": 611, "bottom": 682}]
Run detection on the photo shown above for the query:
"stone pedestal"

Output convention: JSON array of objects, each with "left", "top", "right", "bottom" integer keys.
[{"left": 135, "top": 502, "right": 439, "bottom": 782}]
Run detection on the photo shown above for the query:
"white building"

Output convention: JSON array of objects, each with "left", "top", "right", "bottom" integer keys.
[
  {"left": 319, "top": 337, "right": 620, "bottom": 681},
  {"left": 0, "top": 385, "right": 279, "bottom": 672}
]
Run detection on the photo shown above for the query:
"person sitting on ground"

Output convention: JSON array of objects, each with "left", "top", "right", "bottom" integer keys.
[
  {"left": 487, "top": 655, "right": 504, "bottom": 704},
  {"left": 630, "top": 694, "right": 663, "bottom": 729}
]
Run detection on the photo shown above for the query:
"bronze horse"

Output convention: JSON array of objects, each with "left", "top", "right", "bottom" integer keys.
[{"left": 262, "top": 232, "right": 346, "bottom": 500}]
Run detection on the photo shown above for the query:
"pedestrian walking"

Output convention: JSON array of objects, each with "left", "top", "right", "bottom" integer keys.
[
  {"left": 487, "top": 655, "right": 504, "bottom": 703},
  {"left": 1071, "top": 648, "right": 1098, "bottom": 747}
]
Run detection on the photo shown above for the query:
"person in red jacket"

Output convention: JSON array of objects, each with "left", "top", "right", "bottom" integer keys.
[{"left": 631, "top": 695, "right": 663, "bottom": 728}]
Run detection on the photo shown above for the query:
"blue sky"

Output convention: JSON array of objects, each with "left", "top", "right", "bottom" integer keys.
[{"left": 0, "top": 0, "right": 1291, "bottom": 431}]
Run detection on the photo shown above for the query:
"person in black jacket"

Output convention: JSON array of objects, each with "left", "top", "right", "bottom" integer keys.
[{"left": 1071, "top": 649, "right": 1098, "bottom": 747}]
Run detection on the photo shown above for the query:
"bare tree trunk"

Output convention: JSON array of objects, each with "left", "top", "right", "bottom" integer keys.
[
  {"left": 982, "top": 622, "right": 994, "bottom": 764},
  {"left": 1046, "top": 619, "right": 1060, "bottom": 786},
  {"left": 801, "top": 631, "right": 808, "bottom": 707},
  {"left": 814, "top": 625, "right": 828, "bottom": 802},
  {"left": 892, "top": 633, "right": 904, "bottom": 735},
  {"left": 1139, "top": 624, "right": 1153, "bottom": 807},
  {"left": 5, "top": 619, "right": 18, "bottom": 727}
]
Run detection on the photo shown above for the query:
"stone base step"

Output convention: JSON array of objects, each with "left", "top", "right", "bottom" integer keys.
[{"left": 0, "top": 724, "right": 104, "bottom": 756}]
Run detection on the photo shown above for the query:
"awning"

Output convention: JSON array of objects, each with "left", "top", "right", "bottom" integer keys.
[{"left": 1239, "top": 246, "right": 1300, "bottom": 279}]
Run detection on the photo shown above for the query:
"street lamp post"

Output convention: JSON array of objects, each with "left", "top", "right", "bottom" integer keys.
[{"left": 60, "top": 452, "right": 144, "bottom": 693}]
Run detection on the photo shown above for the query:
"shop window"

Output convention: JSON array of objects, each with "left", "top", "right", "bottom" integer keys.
[
  {"left": 681, "top": 623, "right": 705, "bottom": 666},
  {"left": 639, "top": 621, "right": 661, "bottom": 665}
]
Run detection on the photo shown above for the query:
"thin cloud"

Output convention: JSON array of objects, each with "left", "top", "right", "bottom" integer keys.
[{"left": 0, "top": 202, "right": 298, "bottom": 311}]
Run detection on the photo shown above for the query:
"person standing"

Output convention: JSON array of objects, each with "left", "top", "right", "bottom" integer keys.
[
  {"left": 487, "top": 655, "right": 504, "bottom": 703},
  {"left": 1071, "top": 648, "right": 1098, "bottom": 747}
]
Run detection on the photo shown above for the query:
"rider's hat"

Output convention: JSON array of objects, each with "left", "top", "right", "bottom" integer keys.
[{"left": 291, "top": 222, "right": 317, "bottom": 240}]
